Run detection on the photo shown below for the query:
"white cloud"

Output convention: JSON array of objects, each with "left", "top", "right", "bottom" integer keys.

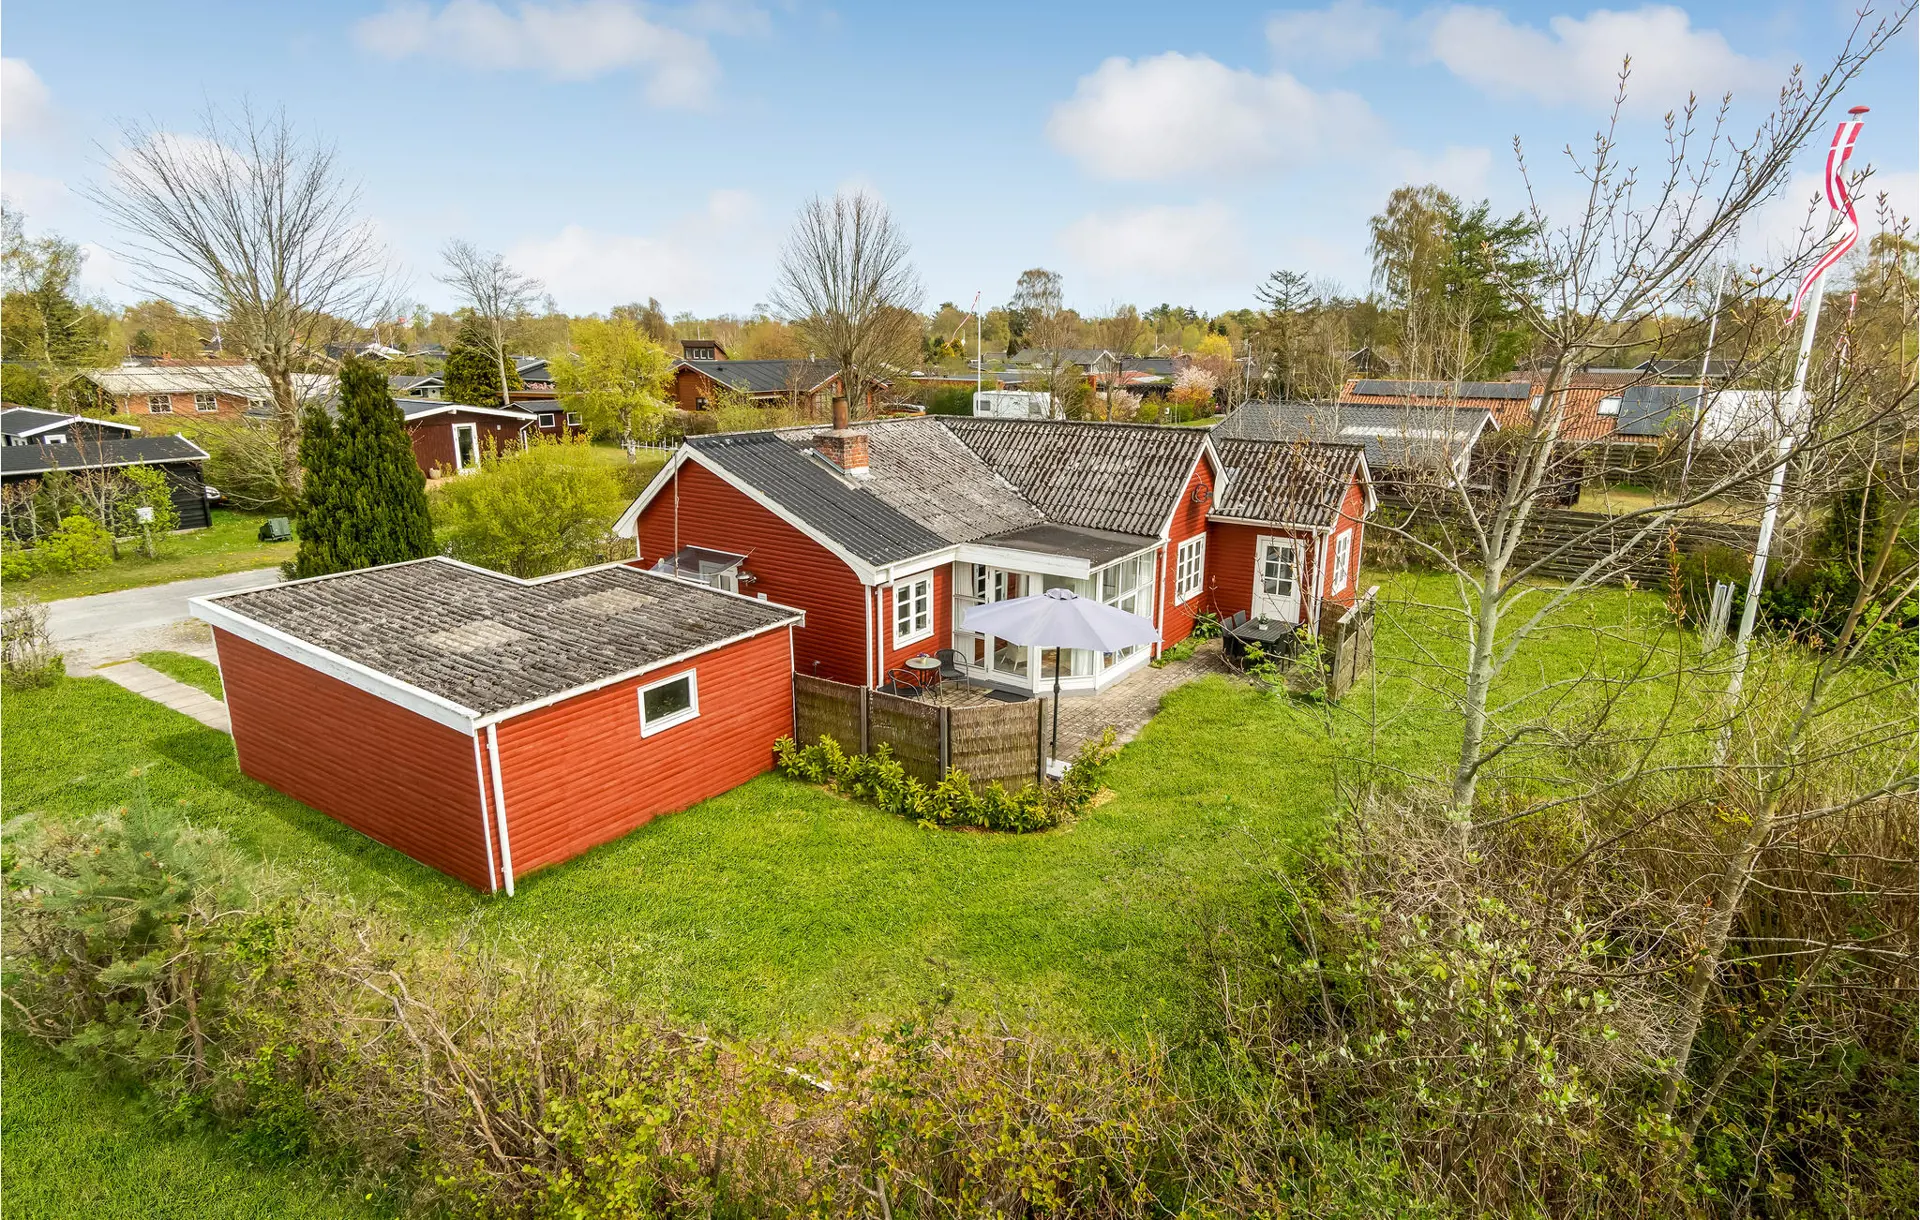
[
  {"left": 353, "top": 0, "right": 718, "bottom": 106},
  {"left": 1058, "top": 202, "right": 1246, "bottom": 289},
  {"left": 0, "top": 168, "right": 71, "bottom": 222},
  {"left": 1267, "top": 0, "right": 1394, "bottom": 68},
  {"left": 507, "top": 189, "right": 772, "bottom": 311},
  {"left": 1389, "top": 144, "right": 1495, "bottom": 197},
  {"left": 1740, "top": 167, "right": 1920, "bottom": 275},
  {"left": 2, "top": 58, "right": 52, "bottom": 138},
  {"left": 1046, "top": 53, "right": 1376, "bottom": 182},
  {"left": 1427, "top": 5, "right": 1775, "bottom": 112}
]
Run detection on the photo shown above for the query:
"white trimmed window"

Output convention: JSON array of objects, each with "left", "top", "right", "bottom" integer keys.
[
  {"left": 1598, "top": 397, "right": 1622, "bottom": 416},
  {"left": 1332, "top": 531, "right": 1352, "bottom": 593},
  {"left": 1174, "top": 535, "right": 1205, "bottom": 603},
  {"left": 893, "top": 573, "right": 933, "bottom": 647},
  {"left": 538, "top": 413, "right": 556, "bottom": 429},
  {"left": 147, "top": 394, "right": 173, "bottom": 414},
  {"left": 638, "top": 670, "right": 699, "bottom": 736},
  {"left": 194, "top": 392, "right": 218, "bottom": 412},
  {"left": 565, "top": 411, "right": 582, "bottom": 426}
]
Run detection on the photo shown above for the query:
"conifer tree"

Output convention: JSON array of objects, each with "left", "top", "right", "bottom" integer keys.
[
  {"left": 291, "top": 356, "right": 435, "bottom": 578},
  {"left": 442, "top": 318, "right": 523, "bottom": 408}
]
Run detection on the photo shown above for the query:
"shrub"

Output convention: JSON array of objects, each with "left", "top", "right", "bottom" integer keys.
[
  {"left": 923, "top": 384, "right": 975, "bottom": 415},
  {"left": 1, "top": 539, "right": 43, "bottom": 582},
  {"left": 774, "top": 728, "right": 1119, "bottom": 833},
  {"left": 1, "top": 595, "right": 62, "bottom": 688},
  {"left": 431, "top": 435, "right": 629, "bottom": 577},
  {"left": 111, "top": 463, "right": 180, "bottom": 557},
  {"left": 40, "top": 513, "right": 114, "bottom": 573}
]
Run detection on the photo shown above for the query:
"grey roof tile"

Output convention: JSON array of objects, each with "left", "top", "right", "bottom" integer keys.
[
  {"left": 203, "top": 558, "right": 798, "bottom": 716},
  {"left": 1212, "top": 438, "right": 1363, "bottom": 528},
  {"left": 940, "top": 417, "right": 1209, "bottom": 536},
  {"left": 1, "top": 434, "right": 207, "bottom": 476},
  {"left": 680, "top": 359, "right": 842, "bottom": 395},
  {"left": 1215, "top": 400, "right": 1490, "bottom": 473}
]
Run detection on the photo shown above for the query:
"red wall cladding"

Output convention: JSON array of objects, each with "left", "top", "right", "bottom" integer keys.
[
  {"left": 215, "top": 629, "right": 496, "bottom": 890},
  {"left": 636, "top": 460, "right": 869, "bottom": 683},
  {"left": 491, "top": 627, "right": 795, "bottom": 879}
]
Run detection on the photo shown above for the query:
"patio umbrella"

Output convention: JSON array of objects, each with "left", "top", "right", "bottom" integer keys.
[{"left": 960, "top": 588, "right": 1160, "bottom": 771}]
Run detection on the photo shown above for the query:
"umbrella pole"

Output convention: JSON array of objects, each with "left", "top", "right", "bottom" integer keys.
[{"left": 1050, "top": 647, "right": 1062, "bottom": 775}]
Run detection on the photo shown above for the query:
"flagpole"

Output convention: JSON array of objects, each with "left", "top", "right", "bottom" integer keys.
[
  {"left": 1679, "top": 259, "right": 1728, "bottom": 494},
  {"left": 1723, "top": 105, "right": 1869, "bottom": 713}
]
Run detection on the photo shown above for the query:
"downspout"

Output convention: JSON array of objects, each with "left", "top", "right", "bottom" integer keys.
[
  {"left": 485, "top": 723, "right": 516, "bottom": 897},
  {"left": 471, "top": 731, "right": 500, "bottom": 894},
  {"left": 864, "top": 582, "right": 875, "bottom": 688},
  {"left": 1310, "top": 529, "right": 1331, "bottom": 634}
]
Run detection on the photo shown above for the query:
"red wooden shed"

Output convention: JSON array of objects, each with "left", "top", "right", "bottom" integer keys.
[{"left": 192, "top": 557, "right": 803, "bottom": 894}]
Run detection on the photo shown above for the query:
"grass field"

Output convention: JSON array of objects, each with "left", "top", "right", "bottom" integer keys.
[
  {"left": 2, "top": 569, "right": 1801, "bottom": 1211},
  {"left": 0, "top": 1036, "right": 386, "bottom": 1220},
  {"left": 137, "top": 650, "right": 225, "bottom": 700},
  {"left": 9, "top": 510, "right": 293, "bottom": 601}
]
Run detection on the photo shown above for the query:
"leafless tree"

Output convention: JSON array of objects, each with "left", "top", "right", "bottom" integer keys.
[
  {"left": 1097, "top": 304, "right": 1148, "bottom": 421},
  {"left": 1373, "top": 11, "right": 1913, "bottom": 832},
  {"left": 772, "top": 191, "right": 922, "bottom": 419},
  {"left": 440, "top": 240, "right": 542, "bottom": 413},
  {"left": 1012, "top": 268, "right": 1079, "bottom": 418},
  {"left": 87, "top": 107, "right": 393, "bottom": 495}
]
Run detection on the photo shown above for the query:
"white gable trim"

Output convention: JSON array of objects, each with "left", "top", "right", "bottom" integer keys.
[
  {"left": 399, "top": 402, "right": 539, "bottom": 423},
  {"left": 1153, "top": 438, "right": 1226, "bottom": 541}
]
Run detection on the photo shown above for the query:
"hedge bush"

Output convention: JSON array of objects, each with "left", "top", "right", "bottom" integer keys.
[{"left": 775, "top": 728, "right": 1119, "bottom": 832}]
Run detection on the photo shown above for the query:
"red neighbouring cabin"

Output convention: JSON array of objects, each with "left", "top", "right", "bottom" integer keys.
[
  {"left": 398, "top": 401, "right": 538, "bottom": 478},
  {"left": 193, "top": 558, "right": 803, "bottom": 894},
  {"left": 616, "top": 409, "right": 1371, "bottom": 701}
]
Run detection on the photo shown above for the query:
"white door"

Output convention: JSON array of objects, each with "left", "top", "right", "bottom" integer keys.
[
  {"left": 452, "top": 422, "right": 480, "bottom": 473},
  {"left": 1252, "top": 535, "right": 1301, "bottom": 623}
]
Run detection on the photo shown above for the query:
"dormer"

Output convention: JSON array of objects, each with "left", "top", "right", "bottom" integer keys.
[{"left": 681, "top": 338, "right": 728, "bottom": 361}]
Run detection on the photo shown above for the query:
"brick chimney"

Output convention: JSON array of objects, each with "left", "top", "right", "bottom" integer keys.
[{"left": 813, "top": 395, "right": 868, "bottom": 477}]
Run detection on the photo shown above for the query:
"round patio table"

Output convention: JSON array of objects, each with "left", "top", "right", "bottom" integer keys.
[{"left": 905, "top": 654, "right": 942, "bottom": 692}]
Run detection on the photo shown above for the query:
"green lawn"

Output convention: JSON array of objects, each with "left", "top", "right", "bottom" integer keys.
[
  {"left": 0, "top": 1036, "right": 387, "bottom": 1220},
  {"left": 3, "top": 568, "right": 1854, "bottom": 1214},
  {"left": 9, "top": 510, "right": 294, "bottom": 601},
  {"left": 137, "top": 650, "right": 225, "bottom": 700},
  {"left": 0, "top": 570, "right": 1692, "bottom": 1038}
]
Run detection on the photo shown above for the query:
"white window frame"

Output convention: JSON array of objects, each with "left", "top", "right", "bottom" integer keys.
[
  {"left": 193, "top": 392, "right": 218, "bottom": 413},
  {"left": 1332, "top": 531, "right": 1352, "bottom": 594},
  {"left": 637, "top": 670, "right": 699, "bottom": 737},
  {"left": 1174, "top": 535, "right": 1205, "bottom": 604},
  {"left": 147, "top": 394, "right": 173, "bottom": 414},
  {"left": 452, "top": 422, "right": 480, "bottom": 473},
  {"left": 538, "top": 412, "right": 556, "bottom": 429},
  {"left": 1597, "top": 397, "right": 1622, "bottom": 417},
  {"left": 565, "top": 411, "right": 582, "bottom": 427},
  {"left": 892, "top": 573, "right": 934, "bottom": 648}
]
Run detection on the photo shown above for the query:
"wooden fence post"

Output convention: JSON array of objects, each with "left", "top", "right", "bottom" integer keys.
[
  {"left": 1035, "top": 698, "right": 1047, "bottom": 783},
  {"left": 858, "top": 686, "right": 870, "bottom": 756},
  {"left": 938, "top": 706, "right": 950, "bottom": 778}
]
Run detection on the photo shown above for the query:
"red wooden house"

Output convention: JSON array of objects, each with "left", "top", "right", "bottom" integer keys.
[
  {"left": 192, "top": 558, "right": 803, "bottom": 893},
  {"left": 398, "top": 400, "right": 538, "bottom": 477},
  {"left": 614, "top": 403, "right": 1370, "bottom": 698}
]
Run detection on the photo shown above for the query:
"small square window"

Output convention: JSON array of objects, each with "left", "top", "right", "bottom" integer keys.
[
  {"left": 538, "top": 413, "right": 555, "bottom": 429},
  {"left": 639, "top": 671, "right": 698, "bottom": 735},
  {"left": 194, "top": 392, "right": 218, "bottom": 412},
  {"left": 892, "top": 574, "right": 933, "bottom": 647},
  {"left": 1597, "top": 397, "right": 1622, "bottom": 417},
  {"left": 147, "top": 394, "right": 173, "bottom": 414},
  {"left": 565, "top": 412, "right": 582, "bottom": 427}
]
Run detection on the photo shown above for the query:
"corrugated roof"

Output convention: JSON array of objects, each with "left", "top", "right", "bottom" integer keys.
[
  {"left": 1349, "top": 379, "right": 1532, "bottom": 400},
  {"left": 85, "top": 364, "right": 336, "bottom": 402},
  {"left": 679, "top": 359, "right": 842, "bottom": 395},
  {"left": 1212, "top": 438, "right": 1364, "bottom": 529},
  {"left": 1216, "top": 400, "right": 1491, "bottom": 474},
  {"left": 1, "top": 406, "right": 141, "bottom": 437},
  {"left": 941, "top": 417, "right": 1210, "bottom": 536},
  {"left": 201, "top": 558, "right": 798, "bottom": 717},
  {"left": 1, "top": 433, "right": 207, "bottom": 476}
]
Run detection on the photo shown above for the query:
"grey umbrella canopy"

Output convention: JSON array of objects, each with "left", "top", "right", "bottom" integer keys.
[{"left": 960, "top": 588, "right": 1160, "bottom": 767}]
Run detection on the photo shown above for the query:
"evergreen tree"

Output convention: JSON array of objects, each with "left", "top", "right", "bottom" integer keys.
[
  {"left": 442, "top": 319, "right": 523, "bottom": 408},
  {"left": 291, "top": 357, "right": 435, "bottom": 578}
]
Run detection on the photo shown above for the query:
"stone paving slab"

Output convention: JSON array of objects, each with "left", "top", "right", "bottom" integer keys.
[{"left": 96, "top": 660, "right": 231, "bottom": 733}]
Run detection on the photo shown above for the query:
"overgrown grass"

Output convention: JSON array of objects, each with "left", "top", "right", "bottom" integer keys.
[
  {"left": 135, "top": 650, "right": 226, "bottom": 699},
  {"left": 8, "top": 510, "right": 292, "bottom": 601},
  {"left": 0, "top": 1035, "right": 383, "bottom": 1220}
]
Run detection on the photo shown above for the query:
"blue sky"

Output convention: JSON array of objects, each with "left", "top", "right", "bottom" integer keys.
[{"left": 3, "top": 1, "right": 1914, "bottom": 318}]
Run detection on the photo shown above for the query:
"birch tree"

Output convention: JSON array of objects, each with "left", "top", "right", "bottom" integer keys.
[
  {"left": 439, "top": 240, "right": 541, "bottom": 413},
  {"left": 87, "top": 108, "right": 391, "bottom": 494}
]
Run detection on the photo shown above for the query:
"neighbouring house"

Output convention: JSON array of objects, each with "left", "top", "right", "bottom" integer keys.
[
  {"left": 1, "top": 433, "right": 213, "bottom": 530},
  {"left": 1216, "top": 399, "right": 1495, "bottom": 487},
  {"left": 514, "top": 356, "right": 553, "bottom": 392},
  {"left": 1609, "top": 384, "right": 1787, "bottom": 446},
  {"left": 398, "top": 400, "right": 538, "bottom": 477},
  {"left": 390, "top": 373, "right": 445, "bottom": 401},
  {"left": 670, "top": 357, "right": 852, "bottom": 414},
  {"left": 1, "top": 405, "right": 143, "bottom": 446},
  {"left": 80, "top": 362, "right": 336, "bottom": 426},
  {"left": 680, "top": 338, "right": 727, "bottom": 361},
  {"left": 614, "top": 405, "right": 1371, "bottom": 698},
  {"left": 193, "top": 558, "right": 803, "bottom": 893}
]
